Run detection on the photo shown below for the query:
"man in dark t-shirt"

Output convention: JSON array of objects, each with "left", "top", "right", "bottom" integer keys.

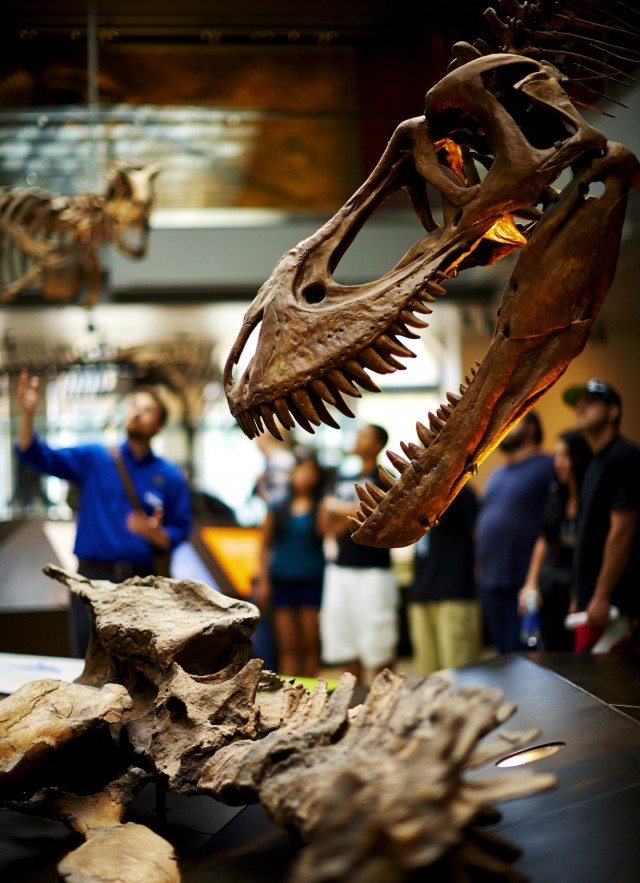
[
  {"left": 407, "top": 484, "right": 481, "bottom": 674},
  {"left": 475, "top": 412, "right": 555, "bottom": 654},
  {"left": 563, "top": 378, "right": 640, "bottom": 651},
  {"left": 318, "top": 424, "right": 397, "bottom": 683}
]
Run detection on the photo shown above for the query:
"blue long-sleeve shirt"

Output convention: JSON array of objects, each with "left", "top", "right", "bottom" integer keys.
[{"left": 16, "top": 434, "right": 193, "bottom": 568}]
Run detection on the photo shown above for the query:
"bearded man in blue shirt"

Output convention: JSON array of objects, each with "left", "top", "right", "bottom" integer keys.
[{"left": 16, "top": 369, "right": 193, "bottom": 657}]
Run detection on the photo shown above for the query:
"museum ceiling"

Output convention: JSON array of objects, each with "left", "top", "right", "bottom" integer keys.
[
  {"left": 0, "top": 1, "right": 638, "bottom": 359},
  {"left": 0, "top": 2, "right": 489, "bottom": 205}
]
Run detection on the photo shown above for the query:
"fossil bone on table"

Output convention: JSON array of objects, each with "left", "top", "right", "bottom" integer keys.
[{"left": 0, "top": 566, "right": 557, "bottom": 882}]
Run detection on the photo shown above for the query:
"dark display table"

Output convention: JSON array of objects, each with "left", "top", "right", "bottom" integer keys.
[{"left": 2, "top": 653, "right": 639, "bottom": 881}]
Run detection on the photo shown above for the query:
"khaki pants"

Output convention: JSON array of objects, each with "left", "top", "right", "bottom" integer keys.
[{"left": 408, "top": 599, "right": 482, "bottom": 676}]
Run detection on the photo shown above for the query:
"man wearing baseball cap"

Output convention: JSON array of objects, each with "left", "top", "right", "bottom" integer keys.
[{"left": 563, "top": 378, "right": 640, "bottom": 652}]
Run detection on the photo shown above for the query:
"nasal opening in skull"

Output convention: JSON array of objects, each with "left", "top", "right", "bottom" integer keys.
[{"left": 302, "top": 282, "right": 326, "bottom": 304}]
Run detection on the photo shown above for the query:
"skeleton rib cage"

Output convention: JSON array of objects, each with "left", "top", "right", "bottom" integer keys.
[{"left": 0, "top": 162, "right": 159, "bottom": 305}]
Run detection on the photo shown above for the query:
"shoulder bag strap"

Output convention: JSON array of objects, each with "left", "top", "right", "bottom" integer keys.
[{"left": 110, "top": 446, "right": 142, "bottom": 511}]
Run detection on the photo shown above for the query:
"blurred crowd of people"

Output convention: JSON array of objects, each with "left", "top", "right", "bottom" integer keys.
[
  {"left": 13, "top": 368, "right": 640, "bottom": 675},
  {"left": 252, "top": 377, "right": 640, "bottom": 680}
]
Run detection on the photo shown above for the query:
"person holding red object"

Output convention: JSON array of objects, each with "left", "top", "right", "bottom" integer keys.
[{"left": 562, "top": 378, "right": 640, "bottom": 653}]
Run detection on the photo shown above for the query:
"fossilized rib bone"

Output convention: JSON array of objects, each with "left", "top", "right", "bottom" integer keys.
[
  {"left": 201, "top": 669, "right": 556, "bottom": 883},
  {"left": 224, "top": 5, "right": 640, "bottom": 548},
  {"left": 0, "top": 161, "right": 159, "bottom": 305}
]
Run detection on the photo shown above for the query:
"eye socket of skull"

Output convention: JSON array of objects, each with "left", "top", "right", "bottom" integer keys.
[
  {"left": 426, "top": 106, "right": 493, "bottom": 168},
  {"left": 425, "top": 56, "right": 581, "bottom": 162},
  {"left": 481, "top": 62, "right": 578, "bottom": 150}
]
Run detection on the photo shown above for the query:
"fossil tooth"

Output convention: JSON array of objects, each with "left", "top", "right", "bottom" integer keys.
[
  {"left": 437, "top": 405, "right": 452, "bottom": 421},
  {"left": 355, "top": 482, "right": 376, "bottom": 509},
  {"left": 359, "top": 347, "right": 398, "bottom": 374},
  {"left": 344, "top": 359, "right": 382, "bottom": 393},
  {"left": 389, "top": 320, "right": 421, "bottom": 340},
  {"left": 307, "top": 389, "right": 341, "bottom": 429},
  {"left": 286, "top": 395, "right": 316, "bottom": 434},
  {"left": 377, "top": 465, "right": 396, "bottom": 489},
  {"left": 360, "top": 501, "right": 375, "bottom": 518},
  {"left": 290, "top": 388, "right": 322, "bottom": 426},
  {"left": 426, "top": 280, "right": 447, "bottom": 296},
  {"left": 446, "top": 390, "right": 462, "bottom": 406},
  {"left": 376, "top": 334, "right": 416, "bottom": 358},
  {"left": 416, "top": 421, "right": 435, "bottom": 447},
  {"left": 459, "top": 383, "right": 467, "bottom": 395},
  {"left": 428, "top": 411, "right": 445, "bottom": 432},
  {"left": 356, "top": 510, "right": 367, "bottom": 523},
  {"left": 409, "top": 296, "right": 433, "bottom": 315},
  {"left": 347, "top": 516, "right": 363, "bottom": 532},
  {"left": 260, "top": 403, "right": 283, "bottom": 440},
  {"left": 364, "top": 480, "right": 386, "bottom": 503},
  {"left": 237, "top": 410, "right": 255, "bottom": 438},
  {"left": 411, "top": 459, "right": 422, "bottom": 473},
  {"left": 273, "top": 397, "right": 296, "bottom": 429},
  {"left": 400, "top": 309, "right": 429, "bottom": 329},
  {"left": 372, "top": 347, "right": 406, "bottom": 371},
  {"left": 251, "top": 408, "right": 265, "bottom": 434},
  {"left": 326, "top": 369, "right": 362, "bottom": 398},
  {"left": 387, "top": 450, "right": 410, "bottom": 473},
  {"left": 418, "top": 515, "right": 431, "bottom": 530},
  {"left": 311, "top": 379, "right": 338, "bottom": 406},
  {"left": 328, "top": 387, "right": 356, "bottom": 419},
  {"left": 400, "top": 440, "right": 423, "bottom": 460}
]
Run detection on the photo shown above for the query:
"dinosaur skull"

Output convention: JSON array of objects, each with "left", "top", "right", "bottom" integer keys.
[
  {"left": 102, "top": 162, "right": 160, "bottom": 258},
  {"left": 224, "top": 53, "right": 639, "bottom": 547},
  {"left": 45, "top": 566, "right": 263, "bottom": 793}
]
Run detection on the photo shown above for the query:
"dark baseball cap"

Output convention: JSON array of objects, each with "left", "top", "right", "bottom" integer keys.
[{"left": 562, "top": 377, "right": 621, "bottom": 408}]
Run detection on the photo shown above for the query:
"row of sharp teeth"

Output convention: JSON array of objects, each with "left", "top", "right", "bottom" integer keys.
[
  {"left": 349, "top": 360, "right": 481, "bottom": 530},
  {"left": 236, "top": 278, "right": 449, "bottom": 441}
]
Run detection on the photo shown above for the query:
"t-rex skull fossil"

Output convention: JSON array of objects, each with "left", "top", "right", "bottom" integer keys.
[{"left": 224, "top": 47, "right": 640, "bottom": 548}]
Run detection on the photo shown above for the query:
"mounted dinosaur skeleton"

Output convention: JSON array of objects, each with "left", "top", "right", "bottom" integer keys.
[
  {"left": 0, "top": 161, "right": 159, "bottom": 305},
  {"left": 224, "top": 0, "right": 640, "bottom": 548}
]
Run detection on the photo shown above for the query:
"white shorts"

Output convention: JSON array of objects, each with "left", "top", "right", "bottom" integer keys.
[{"left": 320, "top": 564, "right": 399, "bottom": 669}]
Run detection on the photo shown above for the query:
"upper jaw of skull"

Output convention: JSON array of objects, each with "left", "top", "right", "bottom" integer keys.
[{"left": 224, "top": 52, "right": 607, "bottom": 444}]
